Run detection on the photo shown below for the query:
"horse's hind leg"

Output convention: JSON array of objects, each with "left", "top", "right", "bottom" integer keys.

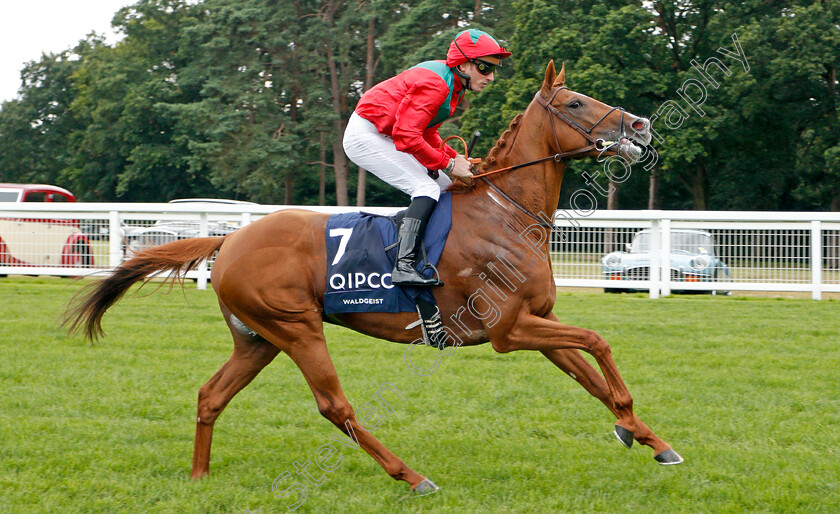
[
  {"left": 541, "top": 348, "right": 683, "bottom": 464},
  {"left": 191, "top": 308, "right": 281, "bottom": 479},
  {"left": 254, "top": 314, "right": 433, "bottom": 493}
]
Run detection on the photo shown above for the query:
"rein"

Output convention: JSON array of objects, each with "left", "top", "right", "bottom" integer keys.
[
  {"left": 469, "top": 88, "right": 625, "bottom": 180},
  {"left": 442, "top": 86, "right": 627, "bottom": 231},
  {"left": 481, "top": 178, "right": 554, "bottom": 230}
]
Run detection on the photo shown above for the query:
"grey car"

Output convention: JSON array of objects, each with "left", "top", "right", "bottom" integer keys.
[
  {"left": 122, "top": 199, "right": 256, "bottom": 257},
  {"left": 601, "top": 229, "right": 732, "bottom": 294}
]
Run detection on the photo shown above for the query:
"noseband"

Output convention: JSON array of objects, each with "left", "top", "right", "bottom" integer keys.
[
  {"left": 535, "top": 86, "right": 627, "bottom": 155},
  {"left": 472, "top": 87, "right": 627, "bottom": 230}
]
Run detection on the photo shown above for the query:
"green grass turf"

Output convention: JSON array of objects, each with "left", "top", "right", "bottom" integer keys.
[{"left": 1, "top": 276, "right": 838, "bottom": 513}]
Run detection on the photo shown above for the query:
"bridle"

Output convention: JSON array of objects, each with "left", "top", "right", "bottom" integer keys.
[
  {"left": 537, "top": 87, "right": 627, "bottom": 157},
  {"left": 468, "top": 86, "right": 628, "bottom": 230},
  {"left": 471, "top": 87, "right": 627, "bottom": 180}
]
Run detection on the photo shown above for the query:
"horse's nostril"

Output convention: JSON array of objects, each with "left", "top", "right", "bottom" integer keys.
[{"left": 631, "top": 120, "right": 646, "bottom": 132}]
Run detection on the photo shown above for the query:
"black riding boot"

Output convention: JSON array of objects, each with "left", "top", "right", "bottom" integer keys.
[{"left": 391, "top": 196, "right": 441, "bottom": 287}]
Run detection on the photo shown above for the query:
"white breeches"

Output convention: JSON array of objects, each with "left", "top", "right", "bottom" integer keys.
[{"left": 342, "top": 112, "right": 451, "bottom": 201}]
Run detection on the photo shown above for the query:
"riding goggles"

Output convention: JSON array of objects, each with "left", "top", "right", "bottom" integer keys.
[{"left": 471, "top": 58, "right": 497, "bottom": 76}]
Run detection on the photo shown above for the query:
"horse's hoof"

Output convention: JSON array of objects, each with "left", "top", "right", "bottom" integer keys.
[
  {"left": 413, "top": 478, "right": 439, "bottom": 496},
  {"left": 613, "top": 425, "right": 634, "bottom": 449},
  {"left": 654, "top": 448, "right": 684, "bottom": 465}
]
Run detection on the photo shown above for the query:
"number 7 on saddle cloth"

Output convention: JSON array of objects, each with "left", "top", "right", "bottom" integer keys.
[{"left": 323, "top": 192, "right": 452, "bottom": 314}]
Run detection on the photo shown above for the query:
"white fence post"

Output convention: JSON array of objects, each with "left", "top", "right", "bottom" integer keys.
[
  {"left": 661, "top": 219, "right": 672, "bottom": 297},
  {"left": 649, "top": 219, "right": 661, "bottom": 299},
  {"left": 811, "top": 220, "right": 822, "bottom": 300},
  {"left": 109, "top": 210, "right": 122, "bottom": 267},
  {"left": 197, "top": 212, "right": 209, "bottom": 290}
]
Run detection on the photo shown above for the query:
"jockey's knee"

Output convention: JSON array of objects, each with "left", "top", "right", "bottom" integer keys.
[{"left": 410, "top": 184, "right": 441, "bottom": 201}]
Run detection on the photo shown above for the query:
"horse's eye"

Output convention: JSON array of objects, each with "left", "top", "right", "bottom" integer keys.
[{"left": 568, "top": 100, "right": 582, "bottom": 109}]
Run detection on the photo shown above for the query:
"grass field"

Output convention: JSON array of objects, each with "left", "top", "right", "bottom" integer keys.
[{"left": 1, "top": 277, "right": 838, "bottom": 513}]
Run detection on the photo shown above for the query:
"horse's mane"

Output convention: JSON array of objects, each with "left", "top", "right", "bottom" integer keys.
[{"left": 447, "top": 113, "right": 525, "bottom": 194}]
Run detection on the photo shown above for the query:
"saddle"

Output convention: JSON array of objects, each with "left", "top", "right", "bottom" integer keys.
[{"left": 323, "top": 193, "right": 453, "bottom": 349}]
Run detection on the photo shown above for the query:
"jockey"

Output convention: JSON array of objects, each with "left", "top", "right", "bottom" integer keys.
[{"left": 343, "top": 29, "right": 511, "bottom": 287}]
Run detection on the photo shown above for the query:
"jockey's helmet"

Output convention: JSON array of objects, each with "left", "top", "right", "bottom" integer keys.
[{"left": 446, "top": 29, "right": 511, "bottom": 68}]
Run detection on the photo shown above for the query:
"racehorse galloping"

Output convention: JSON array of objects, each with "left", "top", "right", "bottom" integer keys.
[{"left": 65, "top": 61, "right": 683, "bottom": 495}]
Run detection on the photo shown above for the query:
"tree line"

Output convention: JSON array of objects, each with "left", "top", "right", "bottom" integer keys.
[{"left": 0, "top": 0, "right": 837, "bottom": 211}]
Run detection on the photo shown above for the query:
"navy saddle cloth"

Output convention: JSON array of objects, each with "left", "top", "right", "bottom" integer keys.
[{"left": 324, "top": 193, "right": 452, "bottom": 314}]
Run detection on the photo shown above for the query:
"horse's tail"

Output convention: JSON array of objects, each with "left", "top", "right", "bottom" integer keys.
[{"left": 64, "top": 236, "right": 226, "bottom": 341}]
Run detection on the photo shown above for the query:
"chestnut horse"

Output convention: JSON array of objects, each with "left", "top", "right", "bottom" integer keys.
[{"left": 66, "top": 61, "right": 682, "bottom": 495}]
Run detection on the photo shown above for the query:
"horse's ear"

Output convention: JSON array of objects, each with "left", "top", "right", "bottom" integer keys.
[
  {"left": 541, "top": 60, "right": 556, "bottom": 98},
  {"left": 553, "top": 62, "right": 566, "bottom": 87}
]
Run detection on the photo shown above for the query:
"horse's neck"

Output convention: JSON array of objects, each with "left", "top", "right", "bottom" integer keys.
[{"left": 475, "top": 103, "right": 565, "bottom": 222}]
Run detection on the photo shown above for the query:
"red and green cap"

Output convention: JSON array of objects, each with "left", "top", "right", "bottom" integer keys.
[{"left": 446, "top": 29, "right": 511, "bottom": 68}]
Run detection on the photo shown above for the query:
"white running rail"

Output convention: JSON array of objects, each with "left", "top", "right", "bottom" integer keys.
[{"left": 1, "top": 203, "right": 838, "bottom": 299}]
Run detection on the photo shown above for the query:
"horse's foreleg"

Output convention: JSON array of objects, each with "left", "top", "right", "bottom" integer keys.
[
  {"left": 192, "top": 324, "right": 280, "bottom": 479},
  {"left": 493, "top": 312, "right": 636, "bottom": 441},
  {"left": 540, "top": 348, "right": 682, "bottom": 463}
]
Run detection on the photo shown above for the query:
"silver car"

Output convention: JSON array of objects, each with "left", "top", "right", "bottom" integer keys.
[
  {"left": 122, "top": 199, "right": 256, "bottom": 257},
  {"left": 601, "top": 229, "right": 732, "bottom": 294}
]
